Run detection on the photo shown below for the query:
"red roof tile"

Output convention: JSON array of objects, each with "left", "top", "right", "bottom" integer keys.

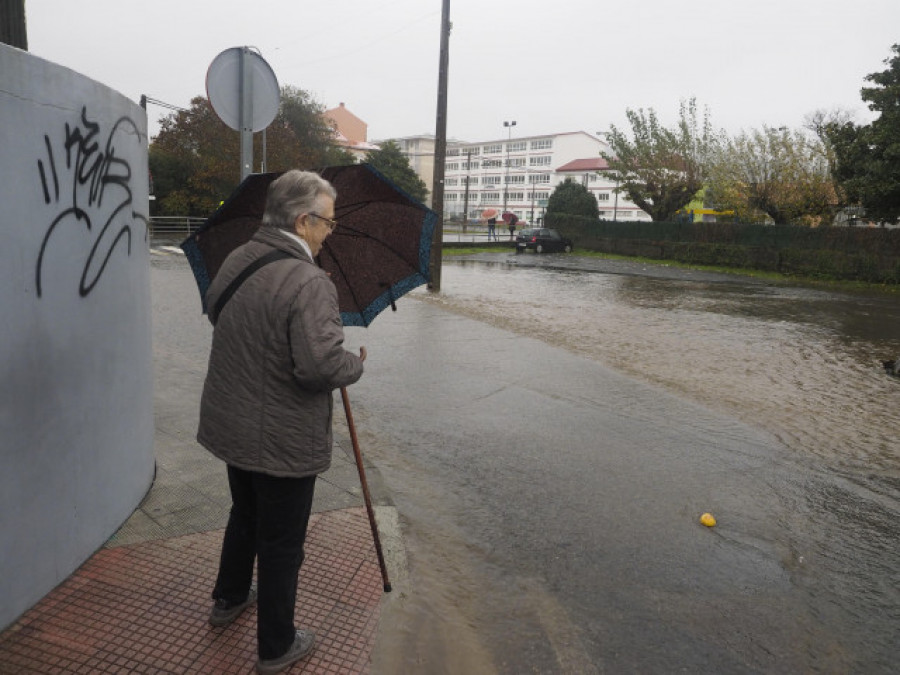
[{"left": 556, "top": 158, "right": 611, "bottom": 172}]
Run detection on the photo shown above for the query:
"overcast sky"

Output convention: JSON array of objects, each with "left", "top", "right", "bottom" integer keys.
[{"left": 24, "top": 0, "right": 900, "bottom": 144}]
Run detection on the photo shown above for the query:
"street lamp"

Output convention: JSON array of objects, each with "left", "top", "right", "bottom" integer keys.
[
  {"left": 613, "top": 180, "right": 619, "bottom": 221},
  {"left": 595, "top": 130, "right": 620, "bottom": 221},
  {"left": 529, "top": 174, "right": 537, "bottom": 223},
  {"left": 503, "top": 120, "right": 516, "bottom": 212}
]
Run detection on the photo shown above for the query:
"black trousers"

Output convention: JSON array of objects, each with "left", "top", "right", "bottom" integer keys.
[{"left": 213, "top": 465, "right": 317, "bottom": 659}]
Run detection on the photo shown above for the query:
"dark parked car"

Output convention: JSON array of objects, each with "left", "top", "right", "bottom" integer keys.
[{"left": 515, "top": 228, "right": 573, "bottom": 254}]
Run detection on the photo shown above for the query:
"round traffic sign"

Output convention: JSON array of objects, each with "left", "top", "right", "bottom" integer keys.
[{"left": 206, "top": 47, "right": 279, "bottom": 132}]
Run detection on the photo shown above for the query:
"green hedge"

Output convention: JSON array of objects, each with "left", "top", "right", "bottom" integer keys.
[{"left": 547, "top": 215, "right": 900, "bottom": 284}]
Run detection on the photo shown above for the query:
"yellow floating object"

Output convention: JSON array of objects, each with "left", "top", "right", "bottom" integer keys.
[{"left": 700, "top": 513, "right": 717, "bottom": 527}]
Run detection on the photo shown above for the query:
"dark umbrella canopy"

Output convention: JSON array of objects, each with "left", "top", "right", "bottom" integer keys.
[{"left": 181, "top": 163, "right": 436, "bottom": 326}]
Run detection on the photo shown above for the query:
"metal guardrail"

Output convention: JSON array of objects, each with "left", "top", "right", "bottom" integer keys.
[
  {"left": 150, "top": 219, "right": 519, "bottom": 246},
  {"left": 442, "top": 226, "right": 523, "bottom": 244},
  {"left": 149, "top": 217, "right": 206, "bottom": 244}
]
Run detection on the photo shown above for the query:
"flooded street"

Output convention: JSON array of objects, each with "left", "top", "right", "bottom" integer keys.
[
  {"left": 347, "top": 254, "right": 900, "bottom": 674},
  {"left": 429, "top": 255, "right": 899, "bottom": 476}
]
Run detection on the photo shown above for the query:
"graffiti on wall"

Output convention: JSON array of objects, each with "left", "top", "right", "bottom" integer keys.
[{"left": 35, "top": 106, "right": 148, "bottom": 298}]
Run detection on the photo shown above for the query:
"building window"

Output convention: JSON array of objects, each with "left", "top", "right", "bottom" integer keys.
[
  {"left": 482, "top": 192, "right": 500, "bottom": 201},
  {"left": 446, "top": 162, "right": 459, "bottom": 171},
  {"left": 531, "top": 139, "right": 553, "bottom": 150},
  {"left": 507, "top": 192, "right": 524, "bottom": 201},
  {"left": 447, "top": 148, "right": 460, "bottom": 157},
  {"left": 529, "top": 174, "right": 551, "bottom": 184},
  {"left": 463, "top": 161, "right": 480, "bottom": 170},
  {"left": 464, "top": 146, "right": 481, "bottom": 156},
  {"left": 529, "top": 155, "right": 551, "bottom": 166},
  {"left": 467, "top": 177, "right": 479, "bottom": 185},
  {"left": 506, "top": 175, "right": 525, "bottom": 184},
  {"left": 445, "top": 193, "right": 457, "bottom": 201},
  {"left": 597, "top": 192, "right": 610, "bottom": 201},
  {"left": 507, "top": 141, "right": 526, "bottom": 152},
  {"left": 446, "top": 178, "right": 457, "bottom": 186},
  {"left": 528, "top": 191, "right": 549, "bottom": 200},
  {"left": 483, "top": 159, "right": 503, "bottom": 168},
  {"left": 483, "top": 176, "right": 501, "bottom": 185},
  {"left": 484, "top": 144, "right": 503, "bottom": 154},
  {"left": 509, "top": 157, "right": 525, "bottom": 167}
]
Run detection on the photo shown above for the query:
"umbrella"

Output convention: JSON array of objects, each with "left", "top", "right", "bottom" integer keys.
[
  {"left": 181, "top": 163, "right": 437, "bottom": 593},
  {"left": 181, "top": 163, "right": 437, "bottom": 327},
  {"left": 501, "top": 211, "right": 515, "bottom": 223},
  {"left": 481, "top": 208, "right": 499, "bottom": 220}
]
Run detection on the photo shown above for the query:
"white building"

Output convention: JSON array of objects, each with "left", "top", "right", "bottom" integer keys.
[
  {"left": 389, "top": 134, "right": 438, "bottom": 199},
  {"left": 442, "top": 131, "right": 650, "bottom": 224}
]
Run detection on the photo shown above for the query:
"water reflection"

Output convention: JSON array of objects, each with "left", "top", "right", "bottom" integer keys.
[
  {"left": 421, "top": 261, "right": 899, "bottom": 476},
  {"left": 397, "top": 258, "right": 900, "bottom": 671}
]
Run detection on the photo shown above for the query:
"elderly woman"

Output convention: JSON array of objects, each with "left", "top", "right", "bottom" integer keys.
[{"left": 198, "top": 170, "right": 366, "bottom": 673}]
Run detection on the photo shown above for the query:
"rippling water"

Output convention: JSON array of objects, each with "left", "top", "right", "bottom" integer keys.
[
  {"left": 396, "top": 256, "right": 900, "bottom": 672},
  {"left": 418, "top": 259, "right": 900, "bottom": 478}
]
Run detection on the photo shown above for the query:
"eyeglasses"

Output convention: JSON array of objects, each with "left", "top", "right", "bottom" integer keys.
[{"left": 308, "top": 213, "right": 338, "bottom": 232}]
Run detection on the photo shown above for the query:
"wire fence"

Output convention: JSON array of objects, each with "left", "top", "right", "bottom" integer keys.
[{"left": 550, "top": 214, "right": 900, "bottom": 283}]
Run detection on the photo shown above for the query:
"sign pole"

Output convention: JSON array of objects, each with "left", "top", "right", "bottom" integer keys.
[{"left": 239, "top": 47, "right": 254, "bottom": 180}]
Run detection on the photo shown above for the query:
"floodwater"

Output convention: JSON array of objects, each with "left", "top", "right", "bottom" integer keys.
[
  {"left": 426, "top": 257, "right": 899, "bottom": 477},
  {"left": 364, "top": 255, "right": 900, "bottom": 674}
]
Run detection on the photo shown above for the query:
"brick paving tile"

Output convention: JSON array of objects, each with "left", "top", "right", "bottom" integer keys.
[{"left": 0, "top": 508, "right": 383, "bottom": 674}]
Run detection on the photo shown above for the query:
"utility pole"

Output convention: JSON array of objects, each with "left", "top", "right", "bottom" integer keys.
[
  {"left": 462, "top": 149, "right": 471, "bottom": 234},
  {"left": 429, "top": 0, "right": 450, "bottom": 292},
  {"left": 0, "top": 0, "right": 27, "bottom": 49}
]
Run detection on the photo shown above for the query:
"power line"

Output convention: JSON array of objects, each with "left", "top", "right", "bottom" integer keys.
[{"left": 140, "top": 95, "right": 187, "bottom": 112}]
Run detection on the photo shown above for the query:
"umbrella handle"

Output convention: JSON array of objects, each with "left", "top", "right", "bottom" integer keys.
[{"left": 340, "top": 386, "right": 392, "bottom": 593}]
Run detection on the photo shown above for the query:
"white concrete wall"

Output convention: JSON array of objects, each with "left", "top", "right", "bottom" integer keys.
[{"left": 0, "top": 45, "right": 154, "bottom": 629}]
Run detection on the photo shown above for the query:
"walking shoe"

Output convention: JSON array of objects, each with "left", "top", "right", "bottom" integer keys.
[
  {"left": 256, "top": 629, "right": 316, "bottom": 674},
  {"left": 208, "top": 587, "right": 257, "bottom": 627}
]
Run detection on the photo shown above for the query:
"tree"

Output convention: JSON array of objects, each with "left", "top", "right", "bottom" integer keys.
[
  {"left": 602, "top": 98, "right": 719, "bottom": 221},
  {"left": 706, "top": 126, "right": 836, "bottom": 225},
  {"left": 545, "top": 178, "right": 599, "bottom": 221},
  {"left": 149, "top": 87, "right": 351, "bottom": 217},
  {"left": 280, "top": 86, "right": 356, "bottom": 167},
  {"left": 827, "top": 44, "right": 900, "bottom": 224},
  {"left": 363, "top": 141, "right": 428, "bottom": 203}
]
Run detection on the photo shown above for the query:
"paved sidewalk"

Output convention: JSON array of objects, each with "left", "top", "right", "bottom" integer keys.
[
  {"left": 0, "top": 427, "right": 398, "bottom": 675},
  {"left": 0, "top": 250, "right": 401, "bottom": 674}
]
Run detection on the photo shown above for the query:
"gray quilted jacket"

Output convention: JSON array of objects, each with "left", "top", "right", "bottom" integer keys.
[{"left": 197, "top": 226, "right": 364, "bottom": 477}]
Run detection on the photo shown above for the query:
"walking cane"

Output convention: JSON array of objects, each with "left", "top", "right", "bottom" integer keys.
[{"left": 340, "top": 387, "right": 392, "bottom": 592}]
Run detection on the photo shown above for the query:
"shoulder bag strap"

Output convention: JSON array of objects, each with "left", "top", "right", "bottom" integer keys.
[{"left": 210, "top": 249, "right": 293, "bottom": 325}]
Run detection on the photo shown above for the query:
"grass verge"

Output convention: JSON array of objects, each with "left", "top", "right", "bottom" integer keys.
[
  {"left": 441, "top": 248, "right": 899, "bottom": 295},
  {"left": 574, "top": 250, "right": 899, "bottom": 295}
]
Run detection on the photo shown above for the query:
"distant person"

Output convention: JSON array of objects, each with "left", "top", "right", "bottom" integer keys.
[
  {"left": 487, "top": 216, "right": 497, "bottom": 241},
  {"left": 508, "top": 214, "right": 518, "bottom": 240},
  {"left": 198, "top": 170, "right": 366, "bottom": 674}
]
